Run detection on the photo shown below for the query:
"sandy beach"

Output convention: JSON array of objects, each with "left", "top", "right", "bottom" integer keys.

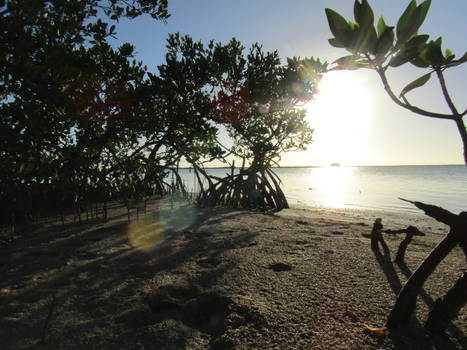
[{"left": 0, "top": 200, "right": 465, "bottom": 349}]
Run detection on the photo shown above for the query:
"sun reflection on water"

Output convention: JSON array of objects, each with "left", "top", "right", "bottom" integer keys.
[{"left": 310, "top": 166, "right": 355, "bottom": 208}]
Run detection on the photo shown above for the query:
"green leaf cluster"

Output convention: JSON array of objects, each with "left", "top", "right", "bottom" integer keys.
[
  {"left": 0, "top": 0, "right": 171, "bottom": 224},
  {"left": 159, "top": 35, "right": 325, "bottom": 171},
  {"left": 325, "top": 0, "right": 467, "bottom": 96},
  {"left": 324, "top": 0, "right": 467, "bottom": 165},
  {"left": 0, "top": 0, "right": 328, "bottom": 221}
]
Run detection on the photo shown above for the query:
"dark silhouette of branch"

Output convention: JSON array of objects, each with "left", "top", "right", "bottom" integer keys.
[
  {"left": 398, "top": 198, "right": 460, "bottom": 226},
  {"left": 375, "top": 67, "right": 455, "bottom": 121}
]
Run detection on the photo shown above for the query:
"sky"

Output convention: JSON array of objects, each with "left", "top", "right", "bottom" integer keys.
[{"left": 110, "top": 0, "right": 467, "bottom": 166}]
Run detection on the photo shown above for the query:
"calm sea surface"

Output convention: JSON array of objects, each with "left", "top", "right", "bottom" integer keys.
[{"left": 178, "top": 165, "right": 467, "bottom": 214}]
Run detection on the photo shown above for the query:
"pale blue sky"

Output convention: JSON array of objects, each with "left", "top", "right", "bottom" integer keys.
[{"left": 110, "top": 0, "right": 467, "bottom": 166}]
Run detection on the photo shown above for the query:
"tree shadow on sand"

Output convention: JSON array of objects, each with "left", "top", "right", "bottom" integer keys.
[
  {"left": 372, "top": 247, "right": 466, "bottom": 349},
  {"left": 0, "top": 204, "right": 267, "bottom": 349}
]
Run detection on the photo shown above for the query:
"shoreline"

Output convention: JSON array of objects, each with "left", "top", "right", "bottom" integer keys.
[
  {"left": 177, "top": 166, "right": 467, "bottom": 215},
  {"left": 280, "top": 205, "right": 448, "bottom": 235},
  {"left": 287, "top": 201, "right": 436, "bottom": 216},
  {"left": 0, "top": 202, "right": 465, "bottom": 349}
]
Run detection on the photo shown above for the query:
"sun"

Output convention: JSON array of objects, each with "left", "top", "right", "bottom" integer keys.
[{"left": 304, "top": 70, "right": 373, "bottom": 166}]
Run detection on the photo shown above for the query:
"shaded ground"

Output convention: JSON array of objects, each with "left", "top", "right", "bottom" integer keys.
[{"left": 0, "top": 200, "right": 465, "bottom": 349}]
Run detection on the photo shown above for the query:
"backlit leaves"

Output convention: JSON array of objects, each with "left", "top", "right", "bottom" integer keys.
[
  {"left": 399, "top": 73, "right": 431, "bottom": 97},
  {"left": 396, "top": 0, "right": 431, "bottom": 48},
  {"left": 375, "top": 27, "right": 394, "bottom": 60},
  {"left": 445, "top": 51, "right": 467, "bottom": 68},
  {"left": 325, "top": 0, "right": 467, "bottom": 166},
  {"left": 377, "top": 16, "right": 388, "bottom": 38},
  {"left": 389, "top": 34, "right": 429, "bottom": 67},
  {"left": 396, "top": 1, "right": 417, "bottom": 42},
  {"left": 325, "top": 8, "right": 354, "bottom": 48},
  {"left": 354, "top": 0, "right": 374, "bottom": 31},
  {"left": 325, "top": 0, "right": 463, "bottom": 73},
  {"left": 328, "top": 38, "right": 347, "bottom": 48}
]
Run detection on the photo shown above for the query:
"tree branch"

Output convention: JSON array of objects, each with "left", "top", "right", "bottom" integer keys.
[
  {"left": 376, "top": 67, "right": 455, "bottom": 120},
  {"left": 399, "top": 198, "right": 460, "bottom": 226},
  {"left": 454, "top": 117, "right": 467, "bottom": 165},
  {"left": 434, "top": 68, "right": 467, "bottom": 164},
  {"left": 435, "top": 68, "right": 459, "bottom": 116}
]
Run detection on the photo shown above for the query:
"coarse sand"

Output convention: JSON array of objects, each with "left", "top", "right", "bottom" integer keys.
[{"left": 0, "top": 200, "right": 465, "bottom": 349}]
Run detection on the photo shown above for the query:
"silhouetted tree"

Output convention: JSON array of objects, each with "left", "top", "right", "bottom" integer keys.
[
  {"left": 0, "top": 0, "right": 170, "bottom": 227},
  {"left": 162, "top": 35, "right": 326, "bottom": 209}
]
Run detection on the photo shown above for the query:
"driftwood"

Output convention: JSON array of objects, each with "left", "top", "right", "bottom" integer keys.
[
  {"left": 370, "top": 218, "right": 388, "bottom": 251},
  {"left": 386, "top": 198, "right": 467, "bottom": 330},
  {"left": 384, "top": 226, "right": 425, "bottom": 264}
]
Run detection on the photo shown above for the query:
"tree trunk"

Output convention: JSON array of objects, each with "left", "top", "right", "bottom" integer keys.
[
  {"left": 77, "top": 205, "right": 82, "bottom": 224},
  {"left": 386, "top": 229, "right": 462, "bottom": 328},
  {"left": 126, "top": 202, "right": 130, "bottom": 222},
  {"left": 424, "top": 272, "right": 467, "bottom": 333},
  {"left": 454, "top": 110, "right": 467, "bottom": 165},
  {"left": 103, "top": 201, "right": 107, "bottom": 222},
  {"left": 395, "top": 234, "right": 413, "bottom": 264},
  {"left": 75, "top": 202, "right": 82, "bottom": 224}
]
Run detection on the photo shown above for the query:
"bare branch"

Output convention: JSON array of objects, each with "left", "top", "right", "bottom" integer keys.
[
  {"left": 435, "top": 69, "right": 460, "bottom": 116},
  {"left": 376, "top": 68, "right": 455, "bottom": 121},
  {"left": 398, "top": 198, "right": 460, "bottom": 226}
]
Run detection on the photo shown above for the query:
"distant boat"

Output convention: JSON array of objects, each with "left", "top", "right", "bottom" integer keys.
[{"left": 330, "top": 163, "right": 341, "bottom": 167}]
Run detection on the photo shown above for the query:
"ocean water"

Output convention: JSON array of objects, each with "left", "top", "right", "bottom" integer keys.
[{"left": 177, "top": 165, "right": 467, "bottom": 214}]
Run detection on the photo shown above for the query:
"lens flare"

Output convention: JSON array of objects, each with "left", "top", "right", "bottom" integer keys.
[
  {"left": 158, "top": 202, "right": 198, "bottom": 233},
  {"left": 127, "top": 201, "right": 198, "bottom": 252},
  {"left": 128, "top": 215, "right": 166, "bottom": 252}
]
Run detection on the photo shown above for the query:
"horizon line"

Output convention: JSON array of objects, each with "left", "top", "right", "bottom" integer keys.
[{"left": 178, "top": 163, "right": 464, "bottom": 169}]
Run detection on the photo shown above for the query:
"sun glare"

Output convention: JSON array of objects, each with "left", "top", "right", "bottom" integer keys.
[
  {"left": 305, "top": 71, "right": 373, "bottom": 166},
  {"left": 312, "top": 166, "right": 355, "bottom": 208}
]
